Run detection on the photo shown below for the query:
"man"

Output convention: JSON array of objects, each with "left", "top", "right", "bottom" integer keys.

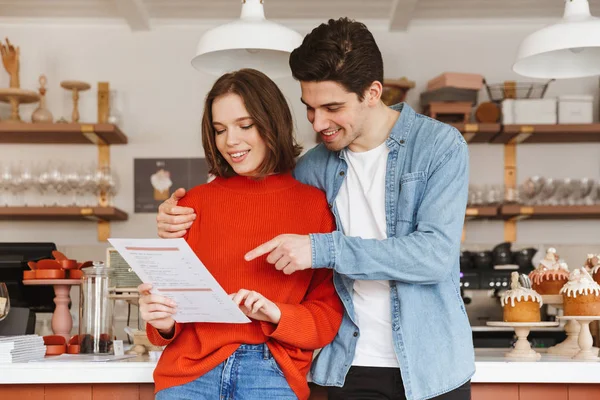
[{"left": 157, "top": 18, "right": 474, "bottom": 400}]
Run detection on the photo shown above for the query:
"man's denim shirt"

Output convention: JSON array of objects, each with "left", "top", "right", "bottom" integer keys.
[{"left": 293, "top": 103, "right": 475, "bottom": 400}]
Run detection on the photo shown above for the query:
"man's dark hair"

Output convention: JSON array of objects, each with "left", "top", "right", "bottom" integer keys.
[{"left": 289, "top": 17, "right": 384, "bottom": 100}]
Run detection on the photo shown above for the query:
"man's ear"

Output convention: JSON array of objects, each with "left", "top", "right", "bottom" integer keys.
[{"left": 366, "top": 80, "right": 383, "bottom": 105}]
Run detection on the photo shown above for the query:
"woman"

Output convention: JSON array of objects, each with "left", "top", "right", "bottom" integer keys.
[{"left": 139, "top": 68, "right": 343, "bottom": 400}]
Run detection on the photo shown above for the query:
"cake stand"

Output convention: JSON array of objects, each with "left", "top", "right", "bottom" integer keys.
[
  {"left": 557, "top": 316, "right": 600, "bottom": 360},
  {"left": 60, "top": 80, "right": 90, "bottom": 123},
  {"left": 0, "top": 88, "right": 40, "bottom": 122},
  {"left": 542, "top": 295, "right": 582, "bottom": 356},
  {"left": 23, "top": 279, "right": 81, "bottom": 342},
  {"left": 487, "top": 321, "right": 559, "bottom": 360}
]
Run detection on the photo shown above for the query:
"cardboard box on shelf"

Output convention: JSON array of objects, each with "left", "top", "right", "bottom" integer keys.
[{"left": 427, "top": 72, "right": 484, "bottom": 91}]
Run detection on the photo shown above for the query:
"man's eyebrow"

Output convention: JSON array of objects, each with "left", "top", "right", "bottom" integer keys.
[{"left": 300, "top": 98, "right": 345, "bottom": 108}]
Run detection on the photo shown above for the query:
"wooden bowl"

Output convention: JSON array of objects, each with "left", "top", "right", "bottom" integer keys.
[{"left": 35, "top": 269, "right": 66, "bottom": 279}]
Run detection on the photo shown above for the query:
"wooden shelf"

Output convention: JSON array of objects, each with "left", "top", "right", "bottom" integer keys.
[
  {"left": 0, "top": 122, "right": 127, "bottom": 144},
  {"left": 465, "top": 206, "right": 499, "bottom": 218},
  {"left": 452, "top": 123, "right": 501, "bottom": 143},
  {"left": 500, "top": 204, "right": 600, "bottom": 220},
  {"left": 0, "top": 206, "right": 128, "bottom": 221},
  {"left": 492, "top": 124, "right": 600, "bottom": 144}
]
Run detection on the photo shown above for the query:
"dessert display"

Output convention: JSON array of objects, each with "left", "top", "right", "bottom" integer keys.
[
  {"left": 528, "top": 248, "right": 570, "bottom": 294},
  {"left": 560, "top": 268, "right": 600, "bottom": 316},
  {"left": 500, "top": 272, "right": 542, "bottom": 322}
]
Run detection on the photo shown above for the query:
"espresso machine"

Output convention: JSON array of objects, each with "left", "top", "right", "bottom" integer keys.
[{"left": 460, "top": 242, "right": 565, "bottom": 348}]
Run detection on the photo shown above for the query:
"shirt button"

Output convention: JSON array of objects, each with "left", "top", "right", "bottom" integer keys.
[
  {"left": 339, "top": 171, "right": 345, "bottom": 176},
  {"left": 400, "top": 140, "right": 405, "bottom": 144},
  {"left": 353, "top": 331, "right": 358, "bottom": 337},
  {"left": 328, "top": 203, "right": 332, "bottom": 208}
]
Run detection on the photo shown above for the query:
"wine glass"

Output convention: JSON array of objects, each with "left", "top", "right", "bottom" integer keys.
[
  {"left": 536, "top": 178, "right": 557, "bottom": 205},
  {"left": 0, "top": 163, "right": 14, "bottom": 206},
  {"left": 519, "top": 177, "right": 542, "bottom": 205},
  {"left": 552, "top": 178, "right": 572, "bottom": 206},
  {"left": 0, "top": 282, "right": 10, "bottom": 322}
]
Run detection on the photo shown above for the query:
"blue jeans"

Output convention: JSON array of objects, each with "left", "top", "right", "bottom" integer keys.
[{"left": 155, "top": 344, "right": 297, "bottom": 400}]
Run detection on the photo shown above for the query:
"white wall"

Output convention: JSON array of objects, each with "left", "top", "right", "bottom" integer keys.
[{"left": 1, "top": 17, "right": 599, "bottom": 251}]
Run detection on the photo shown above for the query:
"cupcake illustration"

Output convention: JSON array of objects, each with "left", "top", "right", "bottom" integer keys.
[{"left": 150, "top": 169, "right": 173, "bottom": 201}]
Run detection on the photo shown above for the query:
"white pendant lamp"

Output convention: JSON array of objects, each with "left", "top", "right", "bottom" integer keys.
[
  {"left": 191, "top": 0, "right": 303, "bottom": 79},
  {"left": 513, "top": 0, "right": 600, "bottom": 79}
]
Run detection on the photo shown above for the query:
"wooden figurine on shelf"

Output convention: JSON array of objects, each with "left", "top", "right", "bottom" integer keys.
[
  {"left": 61, "top": 80, "right": 91, "bottom": 123},
  {"left": 0, "top": 37, "right": 20, "bottom": 89},
  {"left": 32, "top": 75, "right": 53, "bottom": 123},
  {"left": 0, "top": 38, "right": 40, "bottom": 122}
]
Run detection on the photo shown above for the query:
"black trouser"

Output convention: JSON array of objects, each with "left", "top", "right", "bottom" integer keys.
[{"left": 327, "top": 366, "right": 471, "bottom": 400}]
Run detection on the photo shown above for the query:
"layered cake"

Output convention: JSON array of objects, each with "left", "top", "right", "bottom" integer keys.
[
  {"left": 560, "top": 268, "right": 600, "bottom": 316},
  {"left": 501, "top": 272, "right": 542, "bottom": 322},
  {"left": 529, "top": 248, "right": 570, "bottom": 295}
]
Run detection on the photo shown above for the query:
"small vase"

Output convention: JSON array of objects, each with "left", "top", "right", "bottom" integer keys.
[{"left": 32, "top": 74, "right": 54, "bottom": 123}]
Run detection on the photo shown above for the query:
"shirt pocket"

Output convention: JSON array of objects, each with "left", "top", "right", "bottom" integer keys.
[{"left": 396, "top": 171, "right": 426, "bottom": 224}]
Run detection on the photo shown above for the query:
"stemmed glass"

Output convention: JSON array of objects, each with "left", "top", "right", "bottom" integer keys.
[
  {"left": 63, "top": 167, "right": 81, "bottom": 206},
  {"left": 0, "top": 163, "right": 14, "bottom": 206},
  {"left": 19, "top": 162, "right": 35, "bottom": 206},
  {"left": 536, "top": 178, "right": 557, "bottom": 205},
  {"left": 36, "top": 164, "right": 52, "bottom": 206},
  {"left": 80, "top": 163, "right": 97, "bottom": 206}
]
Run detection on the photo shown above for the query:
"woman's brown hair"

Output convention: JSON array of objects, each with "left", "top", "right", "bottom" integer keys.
[{"left": 202, "top": 68, "right": 302, "bottom": 178}]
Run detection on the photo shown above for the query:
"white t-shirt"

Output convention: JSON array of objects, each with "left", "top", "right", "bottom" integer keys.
[{"left": 335, "top": 141, "right": 399, "bottom": 368}]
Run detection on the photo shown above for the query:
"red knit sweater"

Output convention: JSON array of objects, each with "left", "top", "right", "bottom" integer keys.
[{"left": 147, "top": 173, "right": 343, "bottom": 400}]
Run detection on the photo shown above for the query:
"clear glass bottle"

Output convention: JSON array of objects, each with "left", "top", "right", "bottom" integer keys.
[{"left": 79, "top": 262, "right": 114, "bottom": 354}]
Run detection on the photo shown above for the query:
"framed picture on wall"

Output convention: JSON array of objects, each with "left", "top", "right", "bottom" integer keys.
[{"left": 134, "top": 158, "right": 209, "bottom": 213}]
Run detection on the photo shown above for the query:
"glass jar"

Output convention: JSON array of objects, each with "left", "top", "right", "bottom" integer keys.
[{"left": 79, "top": 262, "right": 114, "bottom": 354}]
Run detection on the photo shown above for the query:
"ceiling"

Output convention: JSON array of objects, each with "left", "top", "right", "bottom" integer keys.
[{"left": 0, "top": 0, "right": 599, "bottom": 31}]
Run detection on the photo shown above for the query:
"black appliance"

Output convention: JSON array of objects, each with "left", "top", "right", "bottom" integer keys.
[{"left": 0, "top": 242, "right": 57, "bottom": 312}]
